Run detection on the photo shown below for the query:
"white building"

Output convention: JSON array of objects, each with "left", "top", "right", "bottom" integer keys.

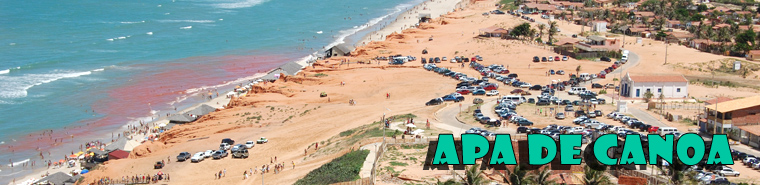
[
  {"left": 591, "top": 21, "right": 607, "bottom": 33},
  {"left": 620, "top": 73, "right": 688, "bottom": 99}
]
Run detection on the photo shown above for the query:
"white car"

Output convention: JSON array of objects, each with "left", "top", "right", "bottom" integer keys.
[
  {"left": 245, "top": 141, "right": 255, "bottom": 149},
  {"left": 203, "top": 150, "right": 215, "bottom": 158},
  {"left": 257, "top": 137, "right": 268, "bottom": 144},
  {"left": 191, "top": 152, "right": 205, "bottom": 163},
  {"left": 450, "top": 59, "right": 457, "bottom": 63},
  {"left": 519, "top": 83, "right": 532, "bottom": 88},
  {"left": 486, "top": 90, "right": 499, "bottom": 96}
]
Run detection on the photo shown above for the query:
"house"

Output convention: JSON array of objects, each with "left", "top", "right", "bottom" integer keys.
[
  {"left": 712, "top": 23, "right": 731, "bottom": 30},
  {"left": 108, "top": 149, "right": 130, "bottom": 160},
  {"left": 33, "top": 172, "right": 79, "bottom": 185},
  {"left": 633, "top": 11, "right": 655, "bottom": 20},
  {"left": 667, "top": 20, "right": 681, "bottom": 28},
  {"left": 703, "top": 96, "right": 760, "bottom": 146},
  {"left": 591, "top": 21, "right": 607, "bottom": 33},
  {"left": 593, "top": 0, "right": 614, "bottom": 7},
  {"left": 522, "top": 3, "right": 557, "bottom": 14},
  {"left": 555, "top": 2, "right": 584, "bottom": 10},
  {"left": 665, "top": 32, "right": 693, "bottom": 44},
  {"left": 689, "top": 39, "right": 722, "bottom": 52},
  {"left": 619, "top": 73, "right": 688, "bottom": 99},
  {"left": 574, "top": 35, "right": 621, "bottom": 52},
  {"left": 747, "top": 50, "right": 760, "bottom": 61},
  {"left": 479, "top": 26, "right": 509, "bottom": 37}
]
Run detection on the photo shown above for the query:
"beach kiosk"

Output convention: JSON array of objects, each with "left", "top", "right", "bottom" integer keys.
[{"left": 419, "top": 13, "right": 431, "bottom": 23}]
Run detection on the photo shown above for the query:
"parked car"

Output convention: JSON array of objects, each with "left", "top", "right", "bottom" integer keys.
[
  {"left": 486, "top": 90, "right": 499, "bottom": 96},
  {"left": 232, "top": 149, "right": 249, "bottom": 158},
  {"left": 536, "top": 99, "right": 551, "bottom": 106},
  {"left": 592, "top": 83, "right": 603, "bottom": 88},
  {"left": 600, "top": 56, "right": 611, "bottom": 62},
  {"left": 516, "top": 126, "right": 529, "bottom": 134},
  {"left": 154, "top": 161, "right": 165, "bottom": 169},
  {"left": 472, "top": 89, "right": 486, "bottom": 95},
  {"left": 177, "top": 152, "right": 191, "bottom": 162},
  {"left": 426, "top": 98, "right": 443, "bottom": 106},
  {"left": 191, "top": 152, "right": 205, "bottom": 163},
  {"left": 555, "top": 112, "right": 565, "bottom": 119},
  {"left": 562, "top": 56, "right": 568, "bottom": 61},
  {"left": 212, "top": 150, "right": 228, "bottom": 159},
  {"left": 715, "top": 168, "right": 740, "bottom": 177},
  {"left": 257, "top": 137, "right": 268, "bottom": 144},
  {"left": 533, "top": 56, "right": 540, "bottom": 62},
  {"left": 245, "top": 141, "right": 255, "bottom": 148}
]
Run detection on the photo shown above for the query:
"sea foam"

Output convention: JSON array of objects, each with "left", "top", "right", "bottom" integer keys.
[
  {"left": 213, "top": 0, "right": 270, "bottom": 9},
  {"left": 180, "top": 26, "right": 192, "bottom": 29}
]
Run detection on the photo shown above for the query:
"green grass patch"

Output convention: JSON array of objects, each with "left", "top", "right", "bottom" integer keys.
[
  {"left": 390, "top": 161, "right": 408, "bottom": 166},
  {"left": 295, "top": 149, "right": 370, "bottom": 185},
  {"left": 339, "top": 129, "right": 355, "bottom": 137},
  {"left": 314, "top": 73, "right": 329, "bottom": 77},
  {"left": 400, "top": 144, "right": 427, "bottom": 149}
]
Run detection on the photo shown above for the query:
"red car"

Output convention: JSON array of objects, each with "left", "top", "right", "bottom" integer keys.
[
  {"left": 457, "top": 89, "right": 471, "bottom": 95},
  {"left": 498, "top": 70, "right": 510, "bottom": 74},
  {"left": 510, "top": 89, "right": 524, "bottom": 94},
  {"left": 598, "top": 74, "right": 606, "bottom": 78},
  {"left": 484, "top": 84, "right": 499, "bottom": 90},
  {"left": 648, "top": 126, "right": 660, "bottom": 133},
  {"left": 611, "top": 65, "right": 618, "bottom": 69},
  {"left": 554, "top": 56, "right": 560, "bottom": 61}
]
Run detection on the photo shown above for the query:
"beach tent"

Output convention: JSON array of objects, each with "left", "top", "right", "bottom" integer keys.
[
  {"left": 326, "top": 44, "right": 355, "bottom": 58},
  {"left": 105, "top": 138, "right": 127, "bottom": 151},
  {"left": 188, "top": 104, "right": 217, "bottom": 116},
  {"left": 122, "top": 139, "right": 141, "bottom": 151},
  {"left": 108, "top": 149, "right": 130, "bottom": 160},
  {"left": 168, "top": 114, "right": 196, "bottom": 124},
  {"left": 33, "top": 172, "right": 77, "bottom": 185}
]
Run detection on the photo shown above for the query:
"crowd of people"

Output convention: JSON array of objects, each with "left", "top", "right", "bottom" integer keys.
[{"left": 94, "top": 173, "right": 169, "bottom": 185}]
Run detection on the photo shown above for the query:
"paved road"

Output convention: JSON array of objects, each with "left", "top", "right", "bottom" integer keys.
[{"left": 435, "top": 101, "right": 477, "bottom": 134}]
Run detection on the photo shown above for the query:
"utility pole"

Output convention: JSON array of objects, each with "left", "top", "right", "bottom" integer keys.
[
  {"left": 713, "top": 95, "right": 719, "bottom": 135},
  {"left": 382, "top": 113, "right": 386, "bottom": 144},
  {"left": 664, "top": 40, "right": 669, "bottom": 65}
]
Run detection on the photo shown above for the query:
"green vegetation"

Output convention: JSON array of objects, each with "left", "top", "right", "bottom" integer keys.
[
  {"left": 314, "top": 73, "right": 328, "bottom": 77},
  {"left": 400, "top": 144, "right": 427, "bottom": 149},
  {"left": 295, "top": 149, "right": 370, "bottom": 185},
  {"left": 339, "top": 129, "right": 355, "bottom": 137},
  {"left": 498, "top": 0, "right": 518, "bottom": 10},
  {"left": 390, "top": 161, "right": 408, "bottom": 166}
]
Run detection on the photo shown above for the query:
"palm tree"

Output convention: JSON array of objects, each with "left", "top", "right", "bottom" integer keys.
[
  {"left": 537, "top": 24, "right": 546, "bottom": 40},
  {"left": 528, "top": 167, "right": 557, "bottom": 185},
  {"left": 459, "top": 164, "right": 489, "bottom": 185},
  {"left": 496, "top": 165, "right": 529, "bottom": 185},
  {"left": 529, "top": 28, "right": 538, "bottom": 43},
  {"left": 578, "top": 166, "right": 612, "bottom": 185},
  {"left": 548, "top": 21, "right": 558, "bottom": 43},
  {"left": 576, "top": 65, "right": 582, "bottom": 76}
]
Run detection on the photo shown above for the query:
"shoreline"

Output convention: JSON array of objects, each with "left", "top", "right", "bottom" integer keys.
[
  {"left": 7, "top": 63, "right": 307, "bottom": 185},
  {"left": 357, "top": 0, "right": 466, "bottom": 46},
  {"left": 7, "top": 0, "right": 463, "bottom": 184}
]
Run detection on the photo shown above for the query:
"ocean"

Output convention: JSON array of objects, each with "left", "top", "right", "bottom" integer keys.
[{"left": 0, "top": 0, "right": 424, "bottom": 183}]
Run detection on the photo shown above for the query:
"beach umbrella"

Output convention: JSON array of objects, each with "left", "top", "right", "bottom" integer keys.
[
  {"left": 208, "top": 92, "right": 213, "bottom": 95},
  {"left": 81, "top": 169, "right": 89, "bottom": 174},
  {"left": 69, "top": 154, "right": 77, "bottom": 158},
  {"left": 59, "top": 159, "right": 65, "bottom": 163},
  {"left": 235, "top": 86, "right": 241, "bottom": 88},
  {"left": 406, "top": 124, "right": 416, "bottom": 128},
  {"left": 76, "top": 151, "right": 83, "bottom": 155},
  {"left": 157, "top": 171, "right": 163, "bottom": 175},
  {"left": 158, "top": 123, "right": 167, "bottom": 127}
]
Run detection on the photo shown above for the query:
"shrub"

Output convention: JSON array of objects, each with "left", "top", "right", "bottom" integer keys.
[
  {"left": 314, "top": 73, "right": 328, "bottom": 77},
  {"left": 295, "top": 150, "right": 370, "bottom": 185}
]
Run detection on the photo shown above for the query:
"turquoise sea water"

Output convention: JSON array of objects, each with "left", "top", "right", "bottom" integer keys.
[{"left": 0, "top": 0, "right": 423, "bottom": 182}]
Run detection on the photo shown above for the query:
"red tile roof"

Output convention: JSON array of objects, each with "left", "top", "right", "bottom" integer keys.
[
  {"left": 704, "top": 97, "right": 734, "bottom": 105},
  {"left": 629, "top": 74, "right": 688, "bottom": 83}
]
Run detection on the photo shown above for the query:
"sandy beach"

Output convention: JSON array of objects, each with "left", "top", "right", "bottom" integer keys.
[{"left": 14, "top": 0, "right": 760, "bottom": 184}]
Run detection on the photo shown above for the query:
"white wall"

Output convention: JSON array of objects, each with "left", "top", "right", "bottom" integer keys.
[{"left": 621, "top": 81, "right": 688, "bottom": 98}]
